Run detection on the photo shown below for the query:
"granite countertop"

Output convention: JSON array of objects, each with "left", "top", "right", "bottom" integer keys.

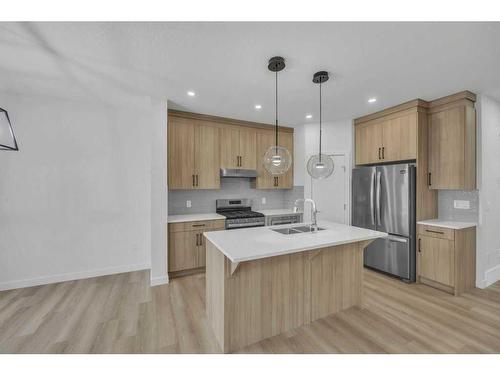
[
  {"left": 417, "top": 219, "right": 477, "bottom": 230},
  {"left": 204, "top": 221, "right": 387, "bottom": 263},
  {"left": 168, "top": 213, "right": 225, "bottom": 223}
]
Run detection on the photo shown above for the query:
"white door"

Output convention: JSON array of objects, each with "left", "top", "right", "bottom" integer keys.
[{"left": 310, "top": 154, "right": 349, "bottom": 224}]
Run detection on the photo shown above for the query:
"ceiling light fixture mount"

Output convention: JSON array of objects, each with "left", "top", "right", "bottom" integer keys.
[
  {"left": 307, "top": 71, "right": 334, "bottom": 179},
  {"left": 262, "top": 56, "right": 292, "bottom": 176}
]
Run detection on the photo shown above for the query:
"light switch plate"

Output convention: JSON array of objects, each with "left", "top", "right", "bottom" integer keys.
[
  {"left": 454, "top": 200, "right": 470, "bottom": 209},
  {"left": 262, "top": 197, "right": 266, "bottom": 205},
  {"left": 186, "top": 200, "right": 192, "bottom": 208}
]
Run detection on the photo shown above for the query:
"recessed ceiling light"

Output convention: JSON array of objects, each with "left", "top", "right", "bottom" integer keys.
[
  {"left": 255, "top": 104, "right": 262, "bottom": 110},
  {"left": 368, "top": 97, "right": 377, "bottom": 103},
  {"left": 306, "top": 114, "right": 313, "bottom": 119},
  {"left": 187, "top": 91, "right": 196, "bottom": 97}
]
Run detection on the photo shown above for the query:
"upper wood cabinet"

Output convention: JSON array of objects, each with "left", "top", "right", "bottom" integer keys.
[
  {"left": 253, "top": 130, "right": 293, "bottom": 189},
  {"left": 168, "top": 117, "right": 196, "bottom": 189},
  {"left": 168, "top": 117, "right": 220, "bottom": 190},
  {"left": 428, "top": 92, "right": 476, "bottom": 190},
  {"left": 220, "top": 127, "right": 257, "bottom": 170},
  {"left": 355, "top": 121, "right": 383, "bottom": 165},
  {"left": 354, "top": 99, "right": 437, "bottom": 221},
  {"left": 382, "top": 113, "right": 417, "bottom": 162},
  {"left": 168, "top": 110, "right": 294, "bottom": 190},
  {"left": 355, "top": 111, "right": 417, "bottom": 165},
  {"left": 254, "top": 130, "right": 275, "bottom": 189},
  {"left": 278, "top": 132, "right": 294, "bottom": 189}
]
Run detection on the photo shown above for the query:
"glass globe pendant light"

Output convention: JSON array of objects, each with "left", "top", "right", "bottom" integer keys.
[
  {"left": 263, "top": 56, "right": 292, "bottom": 175},
  {"left": 307, "top": 71, "right": 334, "bottom": 179}
]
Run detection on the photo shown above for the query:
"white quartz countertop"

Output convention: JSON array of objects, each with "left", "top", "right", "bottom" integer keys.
[
  {"left": 417, "top": 219, "right": 477, "bottom": 230},
  {"left": 168, "top": 213, "right": 225, "bottom": 223},
  {"left": 256, "top": 209, "right": 302, "bottom": 216},
  {"left": 204, "top": 221, "right": 387, "bottom": 263}
]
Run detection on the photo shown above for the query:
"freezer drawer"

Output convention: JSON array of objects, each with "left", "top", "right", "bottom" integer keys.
[{"left": 364, "top": 235, "right": 411, "bottom": 280}]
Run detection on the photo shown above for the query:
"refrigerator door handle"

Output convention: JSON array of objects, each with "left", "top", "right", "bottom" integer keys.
[
  {"left": 370, "top": 170, "right": 376, "bottom": 226},
  {"left": 376, "top": 170, "right": 381, "bottom": 226},
  {"left": 386, "top": 235, "right": 408, "bottom": 243}
]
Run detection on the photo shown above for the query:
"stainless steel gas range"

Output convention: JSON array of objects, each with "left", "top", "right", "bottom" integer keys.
[{"left": 216, "top": 198, "right": 265, "bottom": 230}]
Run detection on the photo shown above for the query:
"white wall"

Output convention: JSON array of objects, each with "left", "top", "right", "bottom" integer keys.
[
  {"left": 293, "top": 125, "right": 306, "bottom": 187},
  {"left": 150, "top": 99, "right": 168, "bottom": 286},
  {"left": 300, "top": 119, "right": 353, "bottom": 221},
  {"left": 0, "top": 92, "right": 166, "bottom": 290},
  {"left": 477, "top": 94, "right": 500, "bottom": 288}
]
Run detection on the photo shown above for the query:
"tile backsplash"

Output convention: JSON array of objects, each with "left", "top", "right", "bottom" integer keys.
[
  {"left": 168, "top": 178, "right": 304, "bottom": 215},
  {"left": 438, "top": 190, "right": 479, "bottom": 222}
]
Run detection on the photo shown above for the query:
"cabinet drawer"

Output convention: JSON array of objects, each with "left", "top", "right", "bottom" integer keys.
[
  {"left": 169, "top": 219, "right": 225, "bottom": 233},
  {"left": 418, "top": 225, "right": 454, "bottom": 240}
]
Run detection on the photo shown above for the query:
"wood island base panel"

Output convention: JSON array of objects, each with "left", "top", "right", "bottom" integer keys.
[{"left": 205, "top": 239, "right": 372, "bottom": 353}]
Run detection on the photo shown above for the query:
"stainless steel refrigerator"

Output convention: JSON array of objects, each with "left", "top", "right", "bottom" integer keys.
[{"left": 352, "top": 163, "right": 416, "bottom": 282}]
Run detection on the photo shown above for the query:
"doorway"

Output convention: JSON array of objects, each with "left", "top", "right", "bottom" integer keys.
[{"left": 309, "top": 153, "right": 350, "bottom": 224}]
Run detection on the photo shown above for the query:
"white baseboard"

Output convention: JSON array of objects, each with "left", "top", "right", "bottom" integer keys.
[
  {"left": 150, "top": 275, "right": 169, "bottom": 286},
  {"left": 481, "top": 263, "right": 500, "bottom": 289},
  {"left": 0, "top": 263, "right": 150, "bottom": 291}
]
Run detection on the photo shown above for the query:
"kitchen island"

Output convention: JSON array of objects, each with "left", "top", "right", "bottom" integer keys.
[{"left": 204, "top": 221, "right": 387, "bottom": 353}]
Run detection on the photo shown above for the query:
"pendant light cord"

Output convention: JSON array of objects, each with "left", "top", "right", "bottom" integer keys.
[
  {"left": 275, "top": 70, "right": 279, "bottom": 150},
  {"left": 319, "top": 80, "right": 322, "bottom": 162}
]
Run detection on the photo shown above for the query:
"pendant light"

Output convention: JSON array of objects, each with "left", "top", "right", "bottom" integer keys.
[
  {"left": 307, "top": 71, "right": 334, "bottom": 179},
  {"left": 0, "top": 107, "right": 19, "bottom": 151},
  {"left": 263, "top": 56, "right": 292, "bottom": 175}
]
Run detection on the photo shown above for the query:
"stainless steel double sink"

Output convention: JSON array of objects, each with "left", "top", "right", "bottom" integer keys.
[{"left": 271, "top": 225, "right": 325, "bottom": 235}]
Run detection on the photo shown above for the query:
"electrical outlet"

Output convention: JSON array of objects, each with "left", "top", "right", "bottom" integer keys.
[
  {"left": 262, "top": 197, "right": 266, "bottom": 205},
  {"left": 454, "top": 200, "right": 470, "bottom": 209},
  {"left": 186, "top": 200, "right": 192, "bottom": 208}
]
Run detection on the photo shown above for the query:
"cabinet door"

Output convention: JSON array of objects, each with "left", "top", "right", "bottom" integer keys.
[
  {"left": 168, "top": 118, "right": 195, "bottom": 189},
  {"left": 355, "top": 122, "right": 383, "bottom": 165},
  {"left": 418, "top": 236, "right": 455, "bottom": 287},
  {"left": 278, "top": 132, "right": 294, "bottom": 188},
  {"left": 382, "top": 113, "right": 417, "bottom": 162},
  {"left": 196, "top": 222, "right": 225, "bottom": 267},
  {"left": 220, "top": 127, "right": 240, "bottom": 169},
  {"left": 428, "top": 107, "right": 466, "bottom": 189},
  {"left": 239, "top": 128, "right": 257, "bottom": 169},
  {"left": 168, "top": 231, "right": 198, "bottom": 272},
  {"left": 255, "top": 130, "right": 277, "bottom": 189},
  {"left": 194, "top": 124, "right": 220, "bottom": 189}
]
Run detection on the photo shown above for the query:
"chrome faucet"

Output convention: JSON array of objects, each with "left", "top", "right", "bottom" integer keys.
[{"left": 294, "top": 198, "right": 318, "bottom": 231}]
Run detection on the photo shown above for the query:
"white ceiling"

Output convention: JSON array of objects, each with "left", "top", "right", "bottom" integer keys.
[{"left": 1, "top": 22, "right": 500, "bottom": 126}]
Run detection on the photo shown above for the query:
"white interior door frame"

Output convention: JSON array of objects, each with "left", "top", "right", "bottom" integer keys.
[{"left": 305, "top": 151, "right": 351, "bottom": 224}]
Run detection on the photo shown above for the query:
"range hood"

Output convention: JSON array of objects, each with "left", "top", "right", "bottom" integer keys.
[{"left": 220, "top": 168, "right": 259, "bottom": 178}]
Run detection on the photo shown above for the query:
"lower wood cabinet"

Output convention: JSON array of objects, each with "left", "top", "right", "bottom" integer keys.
[
  {"left": 417, "top": 224, "right": 476, "bottom": 295},
  {"left": 168, "top": 219, "right": 225, "bottom": 275}
]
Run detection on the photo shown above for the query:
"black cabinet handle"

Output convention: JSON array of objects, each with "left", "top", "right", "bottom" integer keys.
[
  {"left": 425, "top": 229, "right": 444, "bottom": 235},
  {"left": 382, "top": 147, "right": 385, "bottom": 159},
  {"left": 378, "top": 148, "right": 381, "bottom": 160},
  {"left": 192, "top": 224, "right": 206, "bottom": 227},
  {"left": 192, "top": 174, "right": 195, "bottom": 187},
  {"left": 428, "top": 172, "right": 432, "bottom": 186},
  {"left": 418, "top": 238, "right": 421, "bottom": 253},
  {"left": 195, "top": 174, "right": 199, "bottom": 186}
]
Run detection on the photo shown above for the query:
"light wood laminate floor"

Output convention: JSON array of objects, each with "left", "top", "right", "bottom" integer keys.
[{"left": 1, "top": 269, "right": 500, "bottom": 353}]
